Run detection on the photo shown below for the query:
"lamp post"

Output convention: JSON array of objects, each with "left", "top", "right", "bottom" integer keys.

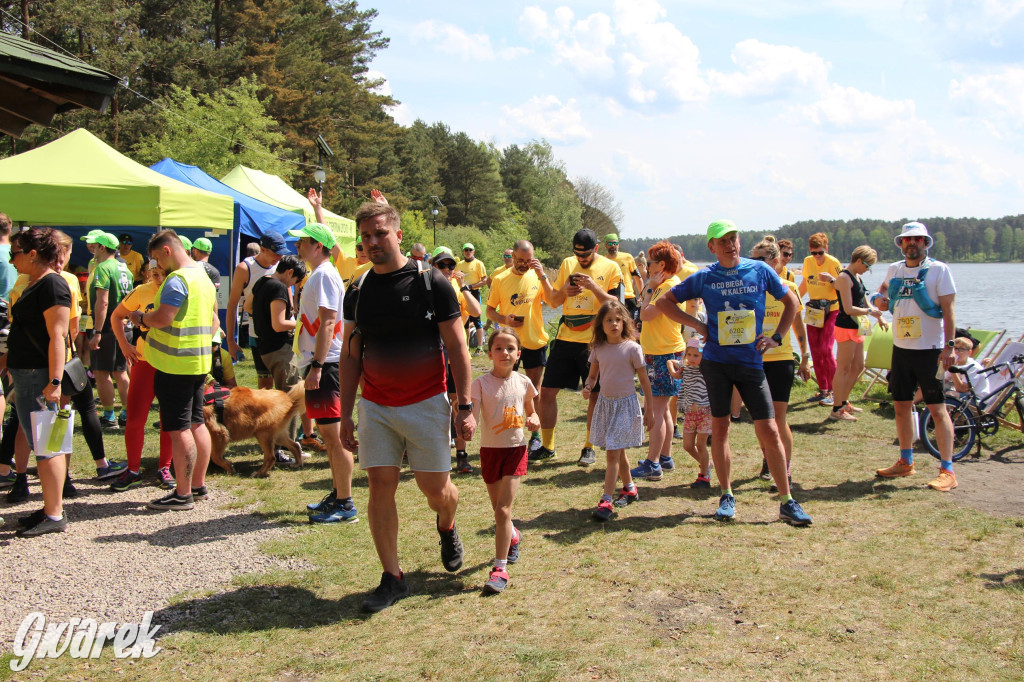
[
  {"left": 430, "top": 195, "right": 443, "bottom": 247},
  {"left": 314, "top": 134, "right": 333, "bottom": 194}
]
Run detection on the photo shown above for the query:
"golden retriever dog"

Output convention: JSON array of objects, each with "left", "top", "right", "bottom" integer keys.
[{"left": 204, "top": 383, "right": 306, "bottom": 477}]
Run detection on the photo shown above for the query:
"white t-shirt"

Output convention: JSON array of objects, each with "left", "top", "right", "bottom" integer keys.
[
  {"left": 471, "top": 371, "right": 537, "bottom": 449},
  {"left": 297, "top": 261, "right": 344, "bottom": 367},
  {"left": 946, "top": 357, "right": 991, "bottom": 398},
  {"left": 884, "top": 258, "right": 956, "bottom": 350}
]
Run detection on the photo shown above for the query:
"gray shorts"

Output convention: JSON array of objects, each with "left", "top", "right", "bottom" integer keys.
[
  {"left": 259, "top": 344, "right": 300, "bottom": 391},
  {"left": 357, "top": 392, "right": 452, "bottom": 472}
]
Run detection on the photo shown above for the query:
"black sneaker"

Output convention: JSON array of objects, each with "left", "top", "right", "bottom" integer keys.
[
  {"left": 147, "top": 492, "right": 195, "bottom": 511},
  {"left": 307, "top": 490, "right": 337, "bottom": 513},
  {"left": 613, "top": 487, "right": 639, "bottom": 507},
  {"left": 768, "top": 477, "right": 792, "bottom": 494},
  {"left": 16, "top": 512, "right": 67, "bottom": 537},
  {"left": 7, "top": 475, "right": 29, "bottom": 503},
  {"left": 437, "top": 517, "right": 464, "bottom": 572},
  {"left": 361, "top": 571, "right": 410, "bottom": 613},
  {"left": 577, "top": 447, "right": 596, "bottom": 466},
  {"left": 759, "top": 458, "right": 771, "bottom": 481},
  {"left": 99, "top": 416, "right": 119, "bottom": 429},
  {"left": 62, "top": 478, "right": 78, "bottom": 498},
  {"left": 17, "top": 508, "right": 46, "bottom": 528},
  {"left": 110, "top": 470, "right": 144, "bottom": 492},
  {"left": 275, "top": 450, "right": 295, "bottom": 465},
  {"left": 191, "top": 486, "right": 209, "bottom": 501},
  {"left": 507, "top": 528, "right": 521, "bottom": 564},
  {"left": 528, "top": 446, "right": 556, "bottom": 462},
  {"left": 454, "top": 451, "right": 473, "bottom": 474}
]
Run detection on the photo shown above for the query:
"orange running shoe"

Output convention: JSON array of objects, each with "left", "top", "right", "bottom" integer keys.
[
  {"left": 927, "top": 469, "right": 958, "bottom": 492},
  {"left": 300, "top": 436, "right": 326, "bottom": 452},
  {"left": 876, "top": 459, "right": 916, "bottom": 478}
]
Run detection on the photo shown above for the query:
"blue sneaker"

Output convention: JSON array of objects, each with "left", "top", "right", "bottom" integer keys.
[
  {"left": 95, "top": 460, "right": 128, "bottom": 480},
  {"left": 309, "top": 500, "right": 358, "bottom": 524},
  {"left": 307, "top": 490, "right": 337, "bottom": 512},
  {"left": 714, "top": 493, "right": 736, "bottom": 521},
  {"left": 630, "top": 459, "right": 663, "bottom": 481},
  {"left": 659, "top": 455, "right": 675, "bottom": 471},
  {"left": 779, "top": 499, "right": 812, "bottom": 526}
]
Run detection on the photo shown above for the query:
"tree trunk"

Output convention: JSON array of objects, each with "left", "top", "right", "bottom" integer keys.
[
  {"left": 21, "top": 0, "right": 29, "bottom": 39},
  {"left": 214, "top": 0, "right": 222, "bottom": 50}
]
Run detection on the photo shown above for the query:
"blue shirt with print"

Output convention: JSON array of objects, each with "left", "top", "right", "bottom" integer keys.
[{"left": 670, "top": 258, "right": 788, "bottom": 368}]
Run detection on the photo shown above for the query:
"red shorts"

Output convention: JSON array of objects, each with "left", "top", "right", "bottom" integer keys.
[
  {"left": 304, "top": 362, "right": 341, "bottom": 424},
  {"left": 479, "top": 446, "right": 528, "bottom": 484}
]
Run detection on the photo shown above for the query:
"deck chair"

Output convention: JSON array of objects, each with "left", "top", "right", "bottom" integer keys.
[
  {"left": 964, "top": 328, "right": 1005, "bottom": 359},
  {"left": 859, "top": 325, "right": 893, "bottom": 400}
]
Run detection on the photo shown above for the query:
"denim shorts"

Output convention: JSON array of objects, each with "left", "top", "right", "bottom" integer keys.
[{"left": 9, "top": 367, "right": 59, "bottom": 457}]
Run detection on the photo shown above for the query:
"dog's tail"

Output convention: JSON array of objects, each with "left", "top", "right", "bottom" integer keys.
[{"left": 287, "top": 382, "right": 306, "bottom": 417}]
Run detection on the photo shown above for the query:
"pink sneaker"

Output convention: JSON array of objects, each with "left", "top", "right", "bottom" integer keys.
[{"left": 156, "top": 467, "right": 174, "bottom": 490}]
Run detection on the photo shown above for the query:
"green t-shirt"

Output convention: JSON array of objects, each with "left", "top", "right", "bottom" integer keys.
[{"left": 89, "top": 258, "right": 133, "bottom": 329}]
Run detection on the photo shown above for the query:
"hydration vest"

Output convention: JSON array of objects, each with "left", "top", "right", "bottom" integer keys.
[{"left": 889, "top": 258, "right": 943, "bottom": 319}]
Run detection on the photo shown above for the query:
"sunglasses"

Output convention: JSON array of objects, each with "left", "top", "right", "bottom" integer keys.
[
  {"left": 781, "top": 251, "right": 793, "bottom": 257},
  {"left": 410, "top": 255, "right": 425, "bottom": 261},
  {"left": 9, "top": 250, "right": 23, "bottom": 258},
  {"left": 573, "top": 249, "right": 595, "bottom": 258},
  {"left": 810, "top": 250, "right": 825, "bottom": 256},
  {"left": 751, "top": 255, "right": 766, "bottom": 261},
  {"left": 900, "top": 236, "right": 926, "bottom": 243},
  {"left": 605, "top": 241, "right": 618, "bottom": 246},
  {"left": 436, "top": 261, "right": 456, "bottom": 270},
  {"left": 355, "top": 245, "right": 364, "bottom": 251},
  {"left": 503, "top": 254, "right": 513, "bottom": 259}
]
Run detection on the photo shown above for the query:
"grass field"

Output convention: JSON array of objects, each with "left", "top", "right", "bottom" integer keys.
[{"left": 5, "top": 357, "right": 1024, "bottom": 681}]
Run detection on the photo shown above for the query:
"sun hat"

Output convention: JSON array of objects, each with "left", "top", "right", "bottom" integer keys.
[
  {"left": 286, "top": 224, "right": 334, "bottom": 251},
  {"left": 192, "top": 237, "right": 213, "bottom": 253},
  {"left": 462, "top": 243, "right": 475, "bottom": 251},
  {"left": 706, "top": 220, "right": 739, "bottom": 241},
  {"left": 80, "top": 229, "right": 104, "bottom": 242},
  {"left": 894, "top": 221, "right": 933, "bottom": 249},
  {"left": 86, "top": 232, "right": 119, "bottom": 250}
]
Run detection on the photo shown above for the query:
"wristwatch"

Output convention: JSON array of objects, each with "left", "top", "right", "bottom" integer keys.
[
  {"left": 771, "top": 333, "right": 783, "bottom": 345},
  {"left": 457, "top": 402, "right": 474, "bottom": 411},
  {"left": 946, "top": 340, "right": 956, "bottom": 348},
  {"left": 460, "top": 286, "right": 471, "bottom": 292},
  {"left": 50, "top": 378, "right": 61, "bottom": 387},
  {"left": 310, "top": 359, "right": 323, "bottom": 369}
]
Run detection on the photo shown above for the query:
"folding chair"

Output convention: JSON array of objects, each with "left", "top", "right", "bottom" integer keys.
[
  {"left": 964, "top": 328, "right": 1005, "bottom": 359},
  {"left": 859, "top": 325, "right": 893, "bottom": 400}
]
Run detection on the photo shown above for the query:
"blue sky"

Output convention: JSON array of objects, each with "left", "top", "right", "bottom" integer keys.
[{"left": 365, "top": 1, "right": 1024, "bottom": 239}]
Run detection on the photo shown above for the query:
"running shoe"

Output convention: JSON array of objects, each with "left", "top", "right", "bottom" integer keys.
[
  {"left": 613, "top": 487, "right": 639, "bottom": 507},
  {"left": 673, "top": 426, "right": 683, "bottom": 440},
  {"left": 691, "top": 474, "right": 711, "bottom": 489},
  {"left": 714, "top": 493, "right": 736, "bottom": 521},
  {"left": 659, "top": 455, "right": 675, "bottom": 471},
  {"left": 527, "top": 435, "right": 542, "bottom": 452},
  {"left": 592, "top": 499, "right": 614, "bottom": 521},
  {"left": 455, "top": 451, "right": 473, "bottom": 474},
  {"left": 779, "top": 499, "right": 812, "bottom": 526},
  {"left": 191, "top": 486, "right": 209, "bottom": 501},
  {"left": 927, "top": 469, "right": 958, "bottom": 492},
  {"left": 6, "top": 475, "right": 29, "bottom": 503},
  {"left": 63, "top": 478, "right": 77, "bottom": 498},
  {"left": 156, "top": 467, "right": 175, "bottom": 490},
  {"left": 99, "top": 416, "right": 119, "bottom": 429},
  {"left": 17, "top": 508, "right": 46, "bottom": 528},
  {"left": 759, "top": 458, "right": 771, "bottom": 481},
  {"left": 528, "top": 446, "right": 556, "bottom": 462},
  {"left": 361, "top": 571, "right": 410, "bottom": 613},
  {"left": 876, "top": 459, "right": 916, "bottom": 478},
  {"left": 16, "top": 512, "right": 67, "bottom": 538},
  {"left": 483, "top": 567, "right": 510, "bottom": 594},
  {"left": 730, "top": 414, "right": 742, "bottom": 423},
  {"left": 0, "top": 470, "right": 17, "bottom": 488},
  {"left": 769, "top": 476, "right": 792, "bottom": 494},
  {"left": 109, "top": 470, "right": 144, "bottom": 492},
  {"left": 828, "top": 409, "right": 856, "bottom": 421},
  {"left": 95, "top": 460, "right": 128, "bottom": 480},
  {"left": 806, "top": 391, "right": 825, "bottom": 403},
  {"left": 147, "top": 492, "right": 195, "bottom": 511},
  {"left": 307, "top": 490, "right": 337, "bottom": 512},
  {"left": 309, "top": 500, "right": 358, "bottom": 524},
  {"left": 577, "top": 447, "right": 596, "bottom": 467},
  {"left": 507, "top": 528, "right": 521, "bottom": 564},
  {"left": 630, "top": 459, "right": 663, "bottom": 482},
  {"left": 117, "top": 410, "right": 128, "bottom": 427},
  {"left": 843, "top": 402, "right": 864, "bottom": 414},
  {"left": 275, "top": 450, "right": 296, "bottom": 465},
  {"left": 438, "top": 519, "right": 464, "bottom": 572},
  {"left": 819, "top": 392, "right": 834, "bottom": 407},
  {"left": 299, "top": 436, "right": 326, "bottom": 452}
]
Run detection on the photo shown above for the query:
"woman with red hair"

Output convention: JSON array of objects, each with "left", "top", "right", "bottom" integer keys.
[{"left": 797, "top": 232, "right": 842, "bottom": 406}]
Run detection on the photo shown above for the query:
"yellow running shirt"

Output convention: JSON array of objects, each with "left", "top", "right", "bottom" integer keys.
[
  {"left": 553, "top": 254, "right": 622, "bottom": 343},
  {"left": 610, "top": 251, "right": 639, "bottom": 299},
  {"left": 802, "top": 254, "right": 842, "bottom": 312},
  {"left": 763, "top": 279, "right": 803, "bottom": 362},
  {"left": 487, "top": 267, "right": 549, "bottom": 350},
  {"left": 639, "top": 274, "right": 685, "bottom": 355},
  {"left": 456, "top": 258, "right": 486, "bottom": 287},
  {"left": 120, "top": 281, "right": 159, "bottom": 359}
]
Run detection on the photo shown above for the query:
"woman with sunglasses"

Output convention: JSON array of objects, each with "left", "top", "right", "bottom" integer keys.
[
  {"left": 830, "top": 246, "right": 886, "bottom": 421},
  {"left": 797, "top": 232, "right": 842, "bottom": 406},
  {"left": 777, "top": 239, "right": 797, "bottom": 283}
]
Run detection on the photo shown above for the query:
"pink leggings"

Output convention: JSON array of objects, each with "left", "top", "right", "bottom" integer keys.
[
  {"left": 807, "top": 310, "right": 838, "bottom": 391},
  {"left": 125, "top": 360, "right": 172, "bottom": 471}
]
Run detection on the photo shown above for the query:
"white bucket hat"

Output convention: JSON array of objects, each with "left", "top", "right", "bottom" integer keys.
[{"left": 894, "top": 221, "right": 934, "bottom": 249}]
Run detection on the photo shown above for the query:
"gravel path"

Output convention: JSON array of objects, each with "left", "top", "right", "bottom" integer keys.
[{"left": 0, "top": 477, "right": 311, "bottom": 643}]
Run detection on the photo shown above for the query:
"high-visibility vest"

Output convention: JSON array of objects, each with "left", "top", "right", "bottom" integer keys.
[{"left": 147, "top": 265, "right": 217, "bottom": 375}]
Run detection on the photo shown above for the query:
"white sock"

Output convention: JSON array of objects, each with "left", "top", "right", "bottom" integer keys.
[
  {"left": 494, "top": 559, "right": 508, "bottom": 570},
  {"left": 46, "top": 513, "right": 63, "bottom": 522}
]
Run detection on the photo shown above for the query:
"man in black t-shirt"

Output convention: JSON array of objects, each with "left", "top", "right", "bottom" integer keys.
[{"left": 251, "top": 255, "right": 306, "bottom": 392}]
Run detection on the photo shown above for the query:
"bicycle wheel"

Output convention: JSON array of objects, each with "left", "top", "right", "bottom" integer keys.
[{"left": 921, "top": 397, "right": 976, "bottom": 462}]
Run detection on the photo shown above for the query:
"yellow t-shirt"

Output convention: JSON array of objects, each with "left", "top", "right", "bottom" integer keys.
[
  {"left": 456, "top": 258, "right": 486, "bottom": 287},
  {"left": 486, "top": 267, "right": 549, "bottom": 350},
  {"left": 448, "top": 276, "right": 471, "bottom": 325},
  {"left": 335, "top": 253, "right": 358, "bottom": 287},
  {"left": 120, "top": 281, "right": 159, "bottom": 359},
  {"left": 763, "top": 280, "right": 803, "bottom": 362},
  {"left": 490, "top": 264, "right": 509, "bottom": 281},
  {"left": 782, "top": 266, "right": 796, "bottom": 283},
  {"left": 351, "top": 261, "right": 372, "bottom": 282},
  {"left": 802, "top": 254, "right": 842, "bottom": 312},
  {"left": 610, "top": 251, "right": 639, "bottom": 299},
  {"left": 553, "top": 254, "right": 622, "bottom": 343},
  {"left": 121, "top": 250, "right": 145, "bottom": 283},
  {"left": 640, "top": 275, "right": 686, "bottom": 355}
]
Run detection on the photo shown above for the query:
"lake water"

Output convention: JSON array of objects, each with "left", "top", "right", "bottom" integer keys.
[{"left": 540, "top": 262, "right": 1024, "bottom": 341}]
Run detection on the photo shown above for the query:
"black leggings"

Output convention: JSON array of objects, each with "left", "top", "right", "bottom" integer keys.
[{"left": 0, "top": 386, "right": 105, "bottom": 465}]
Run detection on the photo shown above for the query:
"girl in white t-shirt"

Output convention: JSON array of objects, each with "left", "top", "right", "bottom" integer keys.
[
  {"left": 470, "top": 329, "right": 539, "bottom": 595},
  {"left": 582, "top": 301, "right": 653, "bottom": 522}
]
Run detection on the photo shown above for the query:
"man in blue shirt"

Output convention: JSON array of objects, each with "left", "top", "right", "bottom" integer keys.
[{"left": 655, "top": 220, "right": 812, "bottom": 526}]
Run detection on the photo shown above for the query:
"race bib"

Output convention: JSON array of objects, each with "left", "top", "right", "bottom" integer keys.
[
  {"left": 897, "top": 316, "right": 922, "bottom": 339},
  {"left": 805, "top": 307, "right": 825, "bottom": 328},
  {"left": 858, "top": 315, "right": 872, "bottom": 336},
  {"left": 718, "top": 309, "right": 755, "bottom": 346}
]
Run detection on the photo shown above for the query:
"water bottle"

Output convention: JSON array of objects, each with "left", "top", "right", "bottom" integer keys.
[{"left": 46, "top": 408, "right": 72, "bottom": 453}]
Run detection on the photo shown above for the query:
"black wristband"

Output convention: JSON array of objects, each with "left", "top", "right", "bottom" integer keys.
[{"left": 457, "top": 402, "right": 473, "bottom": 411}]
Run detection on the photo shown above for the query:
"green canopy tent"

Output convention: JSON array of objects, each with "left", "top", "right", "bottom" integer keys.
[{"left": 220, "top": 165, "right": 356, "bottom": 255}]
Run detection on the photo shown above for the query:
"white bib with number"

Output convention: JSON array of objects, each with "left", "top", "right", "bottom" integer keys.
[
  {"left": 805, "top": 307, "right": 825, "bottom": 328},
  {"left": 718, "top": 309, "right": 755, "bottom": 346}
]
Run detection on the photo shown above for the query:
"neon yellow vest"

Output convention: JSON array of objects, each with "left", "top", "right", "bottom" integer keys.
[{"left": 147, "top": 265, "right": 217, "bottom": 375}]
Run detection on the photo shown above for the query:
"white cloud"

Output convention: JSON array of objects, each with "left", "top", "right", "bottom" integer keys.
[
  {"left": 709, "top": 39, "right": 830, "bottom": 100},
  {"left": 607, "top": 150, "right": 663, "bottom": 191},
  {"left": 500, "top": 95, "right": 591, "bottom": 143},
  {"left": 364, "top": 70, "right": 414, "bottom": 126},
  {"left": 950, "top": 66, "right": 1024, "bottom": 135},
  {"left": 412, "top": 20, "right": 529, "bottom": 61},
  {"left": 798, "top": 84, "right": 915, "bottom": 130}
]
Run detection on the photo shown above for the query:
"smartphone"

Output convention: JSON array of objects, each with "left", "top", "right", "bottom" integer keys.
[
  {"left": 569, "top": 274, "right": 580, "bottom": 286},
  {"left": 512, "top": 315, "right": 525, "bottom": 323}
]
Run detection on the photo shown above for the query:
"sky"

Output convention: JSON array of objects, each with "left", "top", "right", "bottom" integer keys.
[{"left": 364, "top": 1, "right": 1024, "bottom": 239}]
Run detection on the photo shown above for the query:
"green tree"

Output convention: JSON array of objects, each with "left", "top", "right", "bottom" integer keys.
[
  {"left": 440, "top": 134, "right": 507, "bottom": 227},
  {"left": 999, "top": 224, "right": 1014, "bottom": 261},
  {"left": 931, "top": 231, "right": 947, "bottom": 260},
  {"left": 983, "top": 227, "right": 996, "bottom": 259}
]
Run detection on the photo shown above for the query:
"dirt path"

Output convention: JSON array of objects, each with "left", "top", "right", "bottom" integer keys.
[{"left": 947, "top": 444, "right": 1024, "bottom": 517}]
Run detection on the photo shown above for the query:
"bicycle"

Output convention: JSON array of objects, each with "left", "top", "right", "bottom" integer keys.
[{"left": 920, "top": 353, "right": 1024, "bottom": 461}]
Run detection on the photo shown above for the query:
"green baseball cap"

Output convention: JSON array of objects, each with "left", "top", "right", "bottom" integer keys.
[
  {"left": 86, "top": 232, "right": 119, "bottom": 250},
  {"left": 288, "top": 223, "right": 336, "bottom": 250},
  {"left": 462, "top": 243, "right": 474, "bottom": 251},
  {"left": 179, "top": 235, "right": 193, "bottom": 250},
  {"left": 706, "top": 219, "right": 739, "bottom": 241},
  {"left": 604, "top": 233, "right": 619, "bottom": 243},
  {"left": 192, "top": 237, "right": 213, "bottom": 253},
  {"left": 431, "top": 246, "right": 455, "bottom": 261},
  {"left": 80, "top": 229, "right": 104, "bottom": 242}
]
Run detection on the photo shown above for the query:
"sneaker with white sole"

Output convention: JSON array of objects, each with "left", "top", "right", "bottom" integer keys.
[
  {"left": 630, "top": 459, "right": 663, "bottom": 481},
  {"left": 483, "top": 567, "right": 509, "bottom": 594},
  {"left": 714, "top": 493, "right": 736, "bottom": 521},
  {"left": 147, "top": 492, "right": 195, "bottom": 511}
]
